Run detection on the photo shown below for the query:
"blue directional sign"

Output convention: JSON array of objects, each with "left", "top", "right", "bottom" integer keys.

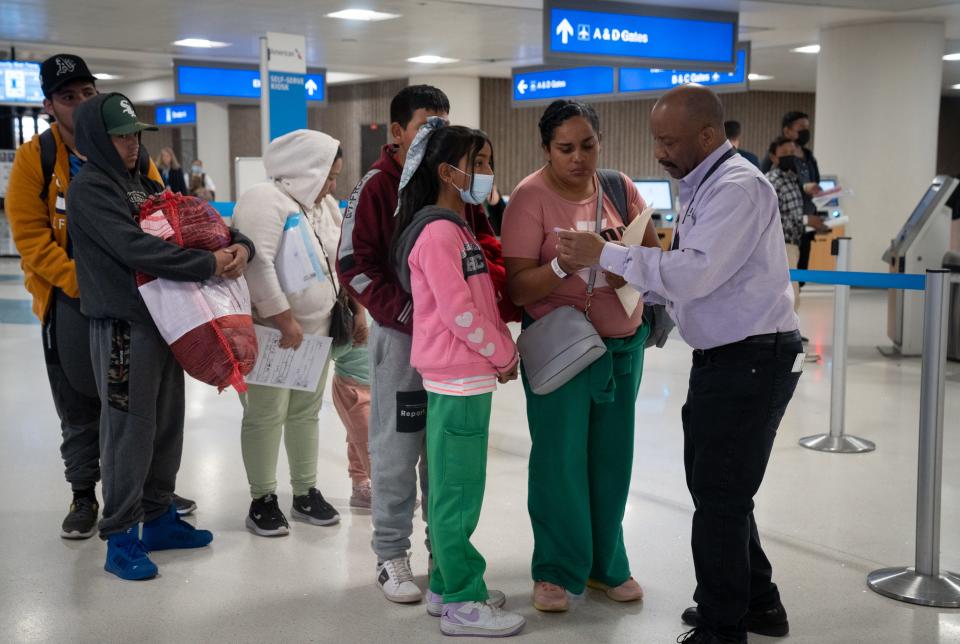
[
  {"left": 0, "top": 61, "right": 44, "bottom": 105},
  {"left": 544, "top": 0, "right": 737, "bottom": 71},
  {"left": 619, "top": 47, "right": 749, "bottom": 95},
  {"left": 513, "top": 66, "right": 615, "bottom": 104},
  {"left": 175, "top": 63, "right": 326, "bottom": 103},
  {"left": 155, "top": 103, "right": 197, "bottom": 126},
  {"left": 304, "top": 75, "right": 325, "bottom": 102}
]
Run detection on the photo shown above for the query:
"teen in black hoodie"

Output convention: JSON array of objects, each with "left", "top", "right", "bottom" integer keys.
[{"left": 67, "top": 93, "right": 255, "bottom": 580}]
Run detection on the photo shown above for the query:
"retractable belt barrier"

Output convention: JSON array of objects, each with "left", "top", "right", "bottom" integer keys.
[{"left": 785, "top": 237, "right": 959, "bottom": 607}]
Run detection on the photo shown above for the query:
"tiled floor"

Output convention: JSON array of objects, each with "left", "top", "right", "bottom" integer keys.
[{"left": 1, "top": 257, "right": 959, "bottom": 643}]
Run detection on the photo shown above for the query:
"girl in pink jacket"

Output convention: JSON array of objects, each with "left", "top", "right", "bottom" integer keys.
[{"left": 392, "top": 121, "right": 523, "bottom": 638}]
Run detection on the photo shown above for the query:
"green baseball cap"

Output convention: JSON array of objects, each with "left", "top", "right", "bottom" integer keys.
[{"left": 102, "top": 93, "right": 158, "bottom": 135}]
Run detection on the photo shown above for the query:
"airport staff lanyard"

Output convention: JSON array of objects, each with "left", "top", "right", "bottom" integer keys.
[{"left": 671, "top": 148, "right": 739, "bottom": 251}]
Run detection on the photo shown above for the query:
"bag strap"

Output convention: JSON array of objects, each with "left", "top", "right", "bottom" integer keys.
[
  {"left": 597, "top": 169, "right": 629, "bottom": 223},
  {"left": 138, "top": 145, "right": 151, "bottom": 177},
  {"left": 38, "top": 129, "right": 57, "bottom": 202},
  {"left": 298, "top": 205, "right": 342, "bottom": 300},
  {"left": 584, "top": 177, "right": 604, "bottom": 320}
]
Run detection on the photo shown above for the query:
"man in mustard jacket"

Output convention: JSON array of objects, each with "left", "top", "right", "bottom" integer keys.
[{"left": 6, "top": 54, "right": 196, "bottom": 539}]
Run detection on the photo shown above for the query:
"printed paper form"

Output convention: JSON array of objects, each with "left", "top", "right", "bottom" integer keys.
[
  {"left": 615, "top": 207, "right": 655, "bottom": 316},
  {"left": 246, "top": 325, "right": 331, "bottom": 392}
]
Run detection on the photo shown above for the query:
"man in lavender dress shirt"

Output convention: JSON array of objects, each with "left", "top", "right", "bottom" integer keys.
[{"left": 558, "top": 85, "right": 803, "bottom": 644}]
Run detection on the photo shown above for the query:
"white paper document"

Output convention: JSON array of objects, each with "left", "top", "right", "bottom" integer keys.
[
  {"left": 246, "top": 325, "right": 331, "bottom": 392},
  {"left": 813, "top": 186, "right": 853, "bottom": 209},
  {"left": 614, "top": 207, "right": 655, "bottom": 316},
  {"left": 823, "top": 215, "right": 849, "bottom": 229},
  {"left": 276, "top": 213, "right": 326, "bottom": 295}
]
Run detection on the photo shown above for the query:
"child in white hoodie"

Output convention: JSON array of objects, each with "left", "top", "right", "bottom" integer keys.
[{"left": 233, "top": 129, "right": 348, "bottom": 535}]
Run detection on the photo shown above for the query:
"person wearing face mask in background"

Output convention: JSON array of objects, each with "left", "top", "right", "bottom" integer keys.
[
  {"left": 765, "top": 137, "right": 805, "bottom": 313},
  {"left": 761, "top": 113, "right": 826, "bottom": 322},
  {"left": 187, "top": 159, "right": 216, "bottom": 202}
]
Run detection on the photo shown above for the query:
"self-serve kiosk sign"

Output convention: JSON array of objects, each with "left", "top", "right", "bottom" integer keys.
[
  {"left": 513, "top": 66, "right": 615, "bottom": 103},
  {"left": 176, "top": 63, "right": 326, "bottom": 103},
  {"left": 544, "top": 0, "right": 738, "bottom": 71}
]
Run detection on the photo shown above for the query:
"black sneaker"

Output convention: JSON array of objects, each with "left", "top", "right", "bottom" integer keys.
[
  {"left": 681, "top": 604, "right": 789, "bottom": 637},
  {"left": 291, "top": 488, "right": 340, "bottom": 526},
  {"left": 173, "top": 493, "right": 197, "bottom": 516},
  {"left": 61, "top": 496, "right": 99, "bottom": 539},
  {"left": 245, "top": 494, "right": 290, "bottom": 537}
]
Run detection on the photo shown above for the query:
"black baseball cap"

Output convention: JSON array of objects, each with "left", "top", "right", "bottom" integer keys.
[{"left": 40, "top": 54, "right": 97, "bottom": 97}]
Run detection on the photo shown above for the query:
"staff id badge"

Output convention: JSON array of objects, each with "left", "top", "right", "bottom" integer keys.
[
  {"left": 276, "top": 212, "right": 326, "bottom": 295},
  {"left": 792, "top": 353, "right": 806, "bottom": 373}
]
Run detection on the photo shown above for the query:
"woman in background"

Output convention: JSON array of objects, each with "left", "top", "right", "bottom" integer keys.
[{"left": 155, "top": 147, "right": 187, "bottom": 194}]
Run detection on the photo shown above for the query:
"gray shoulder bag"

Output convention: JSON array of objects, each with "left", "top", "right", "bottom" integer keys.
[{"left": 516, "top": 178, "right": 607, "bottom": 395}]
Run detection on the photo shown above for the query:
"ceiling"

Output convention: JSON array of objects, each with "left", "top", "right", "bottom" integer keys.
[{"left": 1, "top": 0, "right": 959, "bottom": 97}]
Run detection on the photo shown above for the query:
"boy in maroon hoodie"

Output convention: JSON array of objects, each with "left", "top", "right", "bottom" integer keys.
[{"left": 337, "top": 85, "right": 513, "bottom": 607}]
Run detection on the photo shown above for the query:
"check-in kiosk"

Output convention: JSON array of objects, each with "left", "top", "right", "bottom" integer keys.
[
  {"left": 633, "top": 178, "right": 677, "bottom": 250},
  {"left": 882, "top": 175, "right": 960, "bottom": 356},
  {"left": 818, "top": 175, "right": 843, "bottom": 220}
]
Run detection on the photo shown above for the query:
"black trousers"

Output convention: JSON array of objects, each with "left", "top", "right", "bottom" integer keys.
[
  {"left": 682, "top": 331, "right": 803, "bottom": 641},
  {"left": 42, "top": 289, "right": 101, "bottom": 490}
]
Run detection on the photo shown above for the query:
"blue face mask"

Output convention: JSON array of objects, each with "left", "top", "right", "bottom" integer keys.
[
  {"left": 191, "top": 165, "right": 203, "bottom": 174},
  {"left": 449, "top": 166, "right": 494, "bottom": 205}
]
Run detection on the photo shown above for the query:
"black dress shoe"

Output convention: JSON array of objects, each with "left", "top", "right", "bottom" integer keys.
[
  {"left": 681, "top": 604, "right": 789, "bottom": 637},
  {"left": 676, "top": 627, "right": 745, "bottom": 644}
]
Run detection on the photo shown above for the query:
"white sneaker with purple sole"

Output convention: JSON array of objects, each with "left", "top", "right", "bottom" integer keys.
[
  {"left": 440, "top": 601, "right": 525, "bottom": 637},
  {"left": 426, "top": 589, "right": 507, "bottom": 617}
]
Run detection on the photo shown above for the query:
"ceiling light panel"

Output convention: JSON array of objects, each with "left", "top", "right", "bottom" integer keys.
[
  {"left": 407, "top": 55, "right": 458, "bottom": 64},
  {"left": 172, "top": 38, "right": 230, "bottom": 48},
  {"left": 327, "top": 9, "right": 400, "bottom": 21}
]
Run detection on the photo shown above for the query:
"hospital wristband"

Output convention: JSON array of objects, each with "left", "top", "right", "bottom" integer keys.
[{"left": 550, "top": 257, "right": 570, "bottom": 279}]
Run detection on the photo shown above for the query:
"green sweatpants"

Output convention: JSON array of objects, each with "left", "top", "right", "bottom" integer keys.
[
  {"left": 239, "top": 361, "right": 331, "bottom": 498},
  {"left": 522, "top": 323, "right": 649, "bottom": 594},
  {"left": 426, "top": 392, "right": 492, "bottom": 604}
]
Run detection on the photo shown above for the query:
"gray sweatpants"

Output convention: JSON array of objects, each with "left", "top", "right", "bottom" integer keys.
[
  {"left": 90, "top": 318, "right": 184, "bottom": 537},
  {"left": 369, "top": 321, "right": 430, "bottom": 561}
]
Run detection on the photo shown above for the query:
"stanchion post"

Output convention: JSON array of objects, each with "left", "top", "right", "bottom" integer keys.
[
  {"left": 867, "top": 269, "right": 960, "bottom": 607},
  {"left": 800, "top": 237, "right": 876, "bottom": 453}
]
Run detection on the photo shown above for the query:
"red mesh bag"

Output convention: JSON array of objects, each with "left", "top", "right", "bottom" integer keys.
[{"left": 136, "top": 190, "right": 258, "bottom": 392}]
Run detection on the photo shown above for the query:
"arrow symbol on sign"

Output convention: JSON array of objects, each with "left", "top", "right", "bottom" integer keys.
[
  {"left": 305, "top": 79, "right": 319, "bottom": 96},
  {"left": 517, "top": 79, "right": 528, "bottom": 95},
  {"left": 556, "top": 18, "right": 574, "bottom": 45}
]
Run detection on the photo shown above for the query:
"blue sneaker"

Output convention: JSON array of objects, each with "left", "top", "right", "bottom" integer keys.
[
  {"left": 141, "top": 504, "right": 213, "bottom": 551},
  {"left": 105, "top": 526, "right": 158, "bottom": 581}
]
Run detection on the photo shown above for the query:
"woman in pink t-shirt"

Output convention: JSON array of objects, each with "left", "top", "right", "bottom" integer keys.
[{"left": 501, "top": 100, "right": 661, "bottom": 612}]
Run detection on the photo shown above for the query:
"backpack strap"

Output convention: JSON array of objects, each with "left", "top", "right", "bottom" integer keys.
[
  {"left": 138, "top": 144, "right": 151, "bottom": 177},
  {"left": 597, "top": 169, "right": 630, "bottom": 224},
  {"left": 38, "top": 129, "right": 58, "bottom": 202}
]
